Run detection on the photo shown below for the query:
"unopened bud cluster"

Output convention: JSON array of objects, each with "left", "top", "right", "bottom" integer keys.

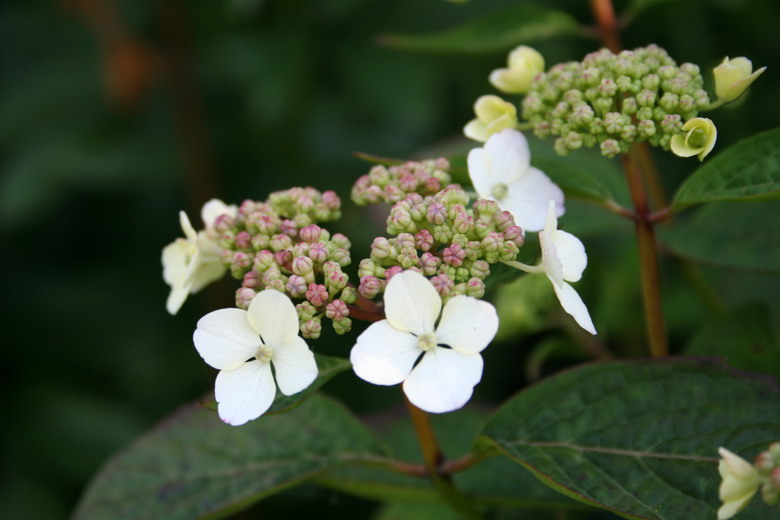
[
  {"left": 357, "top": 185, "right": 524, "bottom": 303},
  {"left": 213, "top": 188, "right": 353, "bottom": 338},
  {"left": 522, "top": 45, "right": 710, "bottom": 157},
  {"left": 755, "top": 442, "right": 780, "bottom": 508},
  {"left": 351, "top": 159, "right": 452, "bottom": 205}
]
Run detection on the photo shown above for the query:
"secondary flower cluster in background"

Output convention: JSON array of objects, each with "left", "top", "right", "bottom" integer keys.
[{"left": 718, "top": 444, "right": 780, "bottom": 519}]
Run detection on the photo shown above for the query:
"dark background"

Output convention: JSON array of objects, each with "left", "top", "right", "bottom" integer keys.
[{"left": 2, "top": 0, "right": 778, "bottom": 518}]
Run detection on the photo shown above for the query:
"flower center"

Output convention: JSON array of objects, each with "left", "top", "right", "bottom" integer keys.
[
  {"left": 255, "top": 344, "right": 273, "bottom": 363},
  {"left": 418, "top": 332, "right": 437, "bottom": 352},
  {"left": 687, "top": 127, "right": 706, "bottom": 149},
  {"left": 491, "top": 183, "right": 509, "bottom": 200}
]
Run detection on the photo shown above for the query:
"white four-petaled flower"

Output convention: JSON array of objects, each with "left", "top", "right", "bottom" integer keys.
[
  {"left": 162, "top": 200, "right": 236, "bottom": 315},
  {"left": 538, "top": 200, "right": 596, "bottom": 335},
  {"left": 193, "top": 290, "right": 318, "bottom": 426},
  {"left": 468, "top": 128, "right": 564, "bottom": 232},
  {"left": 350, "top": 270, "right": 498, "bottom": 414}
]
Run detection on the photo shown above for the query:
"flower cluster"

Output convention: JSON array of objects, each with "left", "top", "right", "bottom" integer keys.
[
  {"left": 351, "top": 159, "right": 452, "bottom": 205},
  {"left": 213, "top": 193, "right": 353, "bottom": 338},
  {"left": 521, "top": 45, "right": 711, "bottom": 157},
  {"left": 356, "top": 185, "right": 525, "bottom": 304}
]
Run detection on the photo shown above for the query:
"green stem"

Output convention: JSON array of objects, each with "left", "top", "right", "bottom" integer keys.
[
  {"left": 622, "top": 148, "right": 668, "bottom": 357},
  {"left": 404, "top": 396, "right": 485, "bottom": 519},
  {"left": 501, "top": 259, "right": 546, "bottom": 274}
]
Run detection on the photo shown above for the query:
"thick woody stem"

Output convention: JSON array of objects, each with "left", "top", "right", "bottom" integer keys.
[{"left": 589, "top": 0, "right": 622, "bottom": 53}]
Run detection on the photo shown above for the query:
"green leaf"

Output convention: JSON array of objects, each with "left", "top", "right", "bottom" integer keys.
[
  {"left": 317, "top": 407, "right": 580, "bottom": 510},
  {"left": 74, "top": 394, "right": 385, "bottom": 520},
  {"left": 534, "top": 158, "right": 617, "bottom": 207},
  {"left": 378, "top": 5, "right": 583, "bottom": 54},
  {"left": 372, "top": 501, "right": 462, "bottom": 520},
  {"left": 661, "top": 200, "right": 780, "bottom": 272},
  {"left": 480, "top": 358, "right": 780, "bottom": 520},
  {"left": 673, "top": 128, "right": 780, "bottom": 208},
  {"left": 685, "top": 304, "right": 780, "bottom": 377}
]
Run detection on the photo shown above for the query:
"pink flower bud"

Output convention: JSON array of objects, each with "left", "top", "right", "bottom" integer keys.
[
  {"left": 371, "top": 237, "right": 393, "bottom": 259},
  {"left": 396, "top": 233, "right": 415, "bottom": 249},
  {"left": 326, "top": 271, "right": 348, "bottom": 292},
  {"left": 359, "top": 275, "right": 382, "bottom": 299},
  {"left": 430, "top": 274, "right": 454, "bottom": 298},
  {"left": 243, "top": 270, "right": 260, "bottom": 289},
  {"left": 309, "top": 242, "right": 329, "bottom": 263},
  {"left": 415, "top": 229, "right": 434, "bottom": 252},
  {"left": 305, "top": 283, "right": 329, "bottom": 307},
  {"left": 286, "top": 274, "right": 308, "bottom": 298},
  {"left": 469, "top": 260, "right": 490, "bottom": 279},
  {"left": 419, "top": 252, "right": 441, "bottom": 276},
  {"left": 251, "top": 233, "right": 270, "bottom": 250},
  {"left": 296, "top": 301, "right": 316, "bottom": 321},
  {"left": 274, "top": 250, "right": 293, "bottom": 270},
  {"left": 235, "top": 231, "right": 252, "bottom": 249},
  {"left": 384, "top": 266, "right": 403, "bottom": 280},
  {"left": 427, "top": 202, "right": 447, "bottom": 225},
  {"left": 299, "top": 224, "right": 322, "bottom": 243},
  {"left": 322, "top": 190, "right": 341, "bottom": 210},
  {"left": 452, "top": 211, "right": 474, "bottom": 234},
  {"left": 292, "top": 256, "right": 314, "bottom": 276},
  {"left": 301, "top": 318, "right": 322, "bottom": 339},
  {"left": 332, "top": 247, "right": 351, "bottom": 267},
  {"left": 279, "top": 219, "right": 298, "bottom": 237},
  {"left": 253, "top": 250, "right": 274, "bottom": 271},
  {"left": 213, "top": 214, "right": 234, "bottom": 234},
  {"left": 325, "top": 299, "right": 349, "bottom": 320},
  {"left": 270, "top": 234, "right": 293, "bottom": 252},
  {"left": 331, "top": 233, "right": 351, "bottom": 249},
  {"left": 465, "top": 277, "right": 485, "bottom": 298},
  {"left": 235, "top": 288, "right": 256, "bottom": 310},
  {"left": 504, "top": 225, "right": 525, "bottom": 247},
  {"left": 494, "top": 210, "right": 515, "bottom": 231},
  {"left": 442, "top": 244, "right": 466, "bottom": 267}
]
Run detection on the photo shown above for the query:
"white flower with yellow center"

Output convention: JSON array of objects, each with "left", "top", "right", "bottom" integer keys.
[
  {"left": 713, "top": 57, "right": 766, "bottom": 106},
  {"left": 350, "top": 270, "right": 498, "bottom": 414},
  {"left": 717, "top": 447, "right": 760, "bottom": 520},
  {"left": 193, "top": 290, "right": 318, "bottom": 426},
  {"left": 468, "top": 128, "right": 564, "bottom": 232},
  {"left": 162, "top": 211, "right": 226, "bottom": 315},
  {"left": 505, "top": 200, "right": 596, "bottom": 335},
  {"left": 489, "top": 45, "right": 545, "bottom": 95}
]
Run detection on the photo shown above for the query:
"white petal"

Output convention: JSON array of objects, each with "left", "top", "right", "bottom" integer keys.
[
  {"left": 435, "top": 296, "right": 498, "bottom": 355},
  {"left": 215, "top": 360, "right": 275, "bottom": 426},
  {"left": 499, "top": 167, "right": 564, "bottom": 232},
  {"left": 272, "top": 336, "right": 318, "bottom": 396},
  {"left": 201, "top": 199, "right": 236, "bottom": 229},
  {"left": 188, "top": 259, "right": 227, "bottom": 293},
  {"left": 179, "top": 211, "right": 197, "bottom": 241},
  {"left": 550, "top": 280, "right": 597, "bottom": 335},
  {"left": 543, "top": 199, "right": 558, "bottom": 235},
  {"left": 247, "top": 290, "right": 300, "bottom": 347},
  {"left": 467, "top": 147, "right": 494, "bottom": 199},
  {"left": 539, "top": 229, "right": 564, "bottom": 288},
  {"left": 166, "top": 285, "right": 190, "bottom": 315},
  {"left": 350, "top": 320, "right": 421, "bottom": 386},
  {"left": 384, "top": 270, "right": 441, "bottom": 335},
  {"left": 193, "top": 308, "right": 261, "bottom": 370},
  {"left": 403, "top": 347, "right": 484, "bottom": 414},
  {"left": 717, "top": 493, "right": 756, "bottom": 520},
  {"left": 553, "top": 230, "right": 587, "bottom": 282},
  {"left": 484, "top": 129, "right": 530, "bottom": 185},
  {"left": 162, "top": 239, "right": 190, "bottom": 286}
]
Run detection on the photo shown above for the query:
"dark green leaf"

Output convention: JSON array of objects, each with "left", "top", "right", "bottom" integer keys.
[
  {"left": 378, "top": 6, "right": 583, "bottom": 54},
  {"left": 534, "top": 158, "right": 617, "bottom": 207},
  {"left": 353, "top": 151, "right": 405, "bottom": 167},
  {"left": 673, "top": 128, "right": 780, "bottom": 208},
  {"left": 74, "top": 395, "right": 385, "bottom": 520},
  {"left": 661, "top": 201, "right": 780, "bottom": 272},
  {"left": 317, "top": 407, "right": 581, "bottom": 510},
  {"left": 685, "top": 304, "right": 780, "bottom": 377},
  {"left": 480, "top": 358, "right": 780, "bottom": 520}
]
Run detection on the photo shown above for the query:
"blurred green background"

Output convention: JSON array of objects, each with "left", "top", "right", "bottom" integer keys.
[{"left": 2, "top": 0, "right": 778, "bottom": 518}]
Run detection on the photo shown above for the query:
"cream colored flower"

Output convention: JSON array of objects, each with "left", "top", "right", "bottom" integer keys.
[
  {"left": 162, "top": 211, "right": 226, "bottom": 315},
  {"left": 718, "top": 447, "right": 760, "bottom": 519},
  {"left": 713, "top": 57, "right": 766, "bottom": 105},
  {"left": 670, "top": 117, "right": 717, "bottom": 161},
  {"left": 464, "top": 95, "right": 518, "bottom": 142},
  {"left": 489, "top": 45, "right": 544, "bottom": 94}
]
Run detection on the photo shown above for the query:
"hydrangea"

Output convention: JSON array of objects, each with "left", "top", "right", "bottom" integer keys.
[
  {"left": 350, "top": 270, "right": 498, "bottom": 413},
  {"left": 193, "top": 289, "right": 318, "bottom": 426},
  {"left": 464, "top": 95, "right": 519, "bottom": 142},
  {"left": 467, "top": 128, "right": 564, "bottom": 232},
  {"left": 718, "top": 447, "right": 760, "bottom": 520},
  {"left": 351, "top": 159, "right": 452, "bottom": 205},
  {"left": 713, "top": 56, "right": 766, "bottom": 106},
  {"left": 489, "top": 45, "right": 545, "bottom": 95},
  {"left": 162, "top": 204, "right": 234, "bottom": 315}
]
